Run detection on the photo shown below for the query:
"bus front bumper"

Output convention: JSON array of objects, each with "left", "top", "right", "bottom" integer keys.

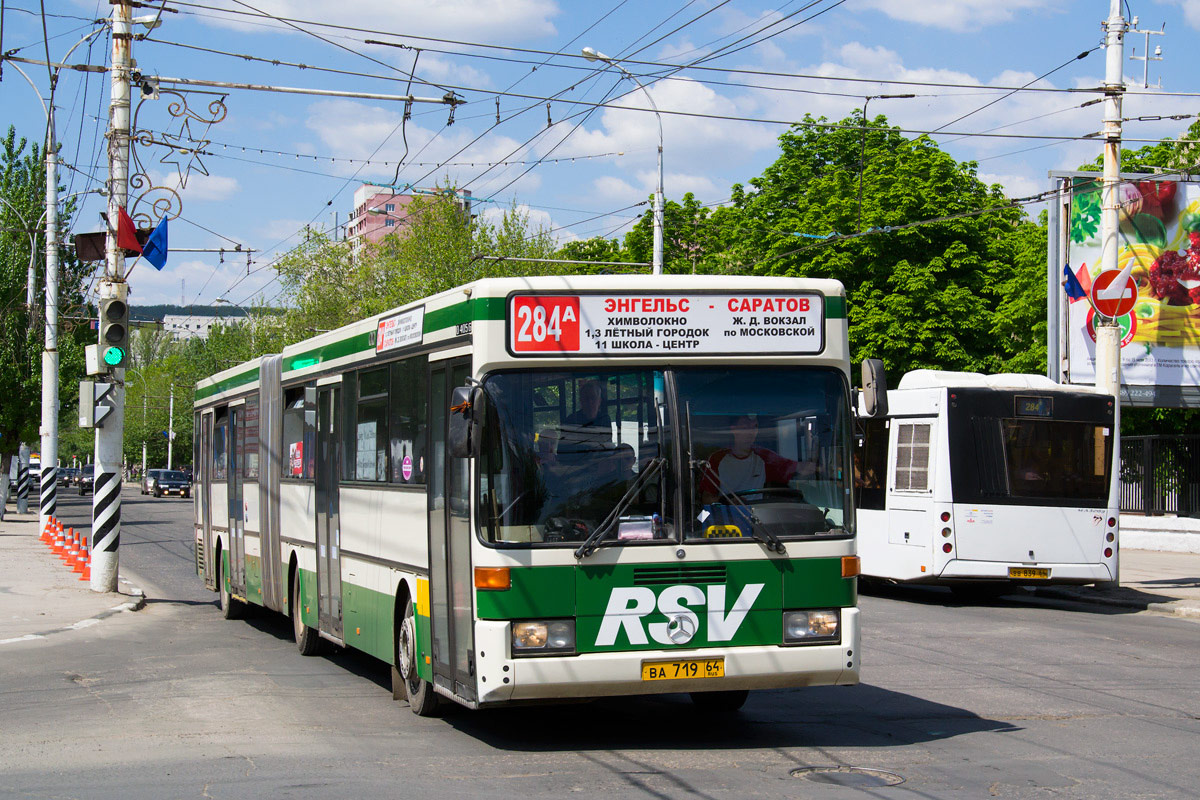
[{"left": 474, "top": 608, "right": 859, "bottom": 705}]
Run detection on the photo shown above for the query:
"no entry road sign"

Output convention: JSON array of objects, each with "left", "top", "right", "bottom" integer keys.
[{"left": 1090, "top": 269, "right": 1138, "bottom": 318}]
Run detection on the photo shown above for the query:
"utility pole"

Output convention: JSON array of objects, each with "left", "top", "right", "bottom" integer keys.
[
  {"left": 141, "top": 391, "right": 147, "bottom": 479},
  {"left": 16, "top": 443, "right": 30, "bottom": 514},
  {"left": 1097, "top": 0, "right": 1126, "bottom": 587},
  {"left": 38, "top": 93, "right": 59, "bottom": 536},
  {"left": 92, "top": 0, "right": 132, "bottom": 593},
  {"left": 167, "top": 385, "right": 174, "bottom": 470}
]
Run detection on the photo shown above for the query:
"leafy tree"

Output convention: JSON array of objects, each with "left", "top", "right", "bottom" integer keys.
[
  {"left": 0, "top": 127, "right": 85, "bottom": 507},
  {"left": 723, "top": 113, "right": 1043, "bottom": 380}
]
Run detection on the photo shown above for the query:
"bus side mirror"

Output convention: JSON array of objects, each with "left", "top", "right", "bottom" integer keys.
[
  {"left": 861, "top": 358, "right": 888, "bottom": 418},
  {"left": 448, "top": 385, "right": 482, "bottom": 458}
]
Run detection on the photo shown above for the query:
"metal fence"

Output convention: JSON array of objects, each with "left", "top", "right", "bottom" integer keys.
[{"left": 1120, "top": 435, "right": 1200, "bottom": 517}]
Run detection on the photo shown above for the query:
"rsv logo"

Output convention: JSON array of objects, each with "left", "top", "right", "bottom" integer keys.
[{"left": 595, "top": 584, "right": 764, "bottom": 647}]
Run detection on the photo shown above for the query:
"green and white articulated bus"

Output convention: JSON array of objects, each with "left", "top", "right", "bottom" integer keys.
[{"left": 194, "top": 275, "right": 860, "bottom": 715}]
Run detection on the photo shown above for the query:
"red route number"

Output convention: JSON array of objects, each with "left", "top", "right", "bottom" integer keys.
[{"left": 511, "top": 296, "right": 580, "bottom": 352}]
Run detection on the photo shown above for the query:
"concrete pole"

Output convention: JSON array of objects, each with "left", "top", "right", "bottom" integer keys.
[
  {"left": 141, "top": 392, "right": 147, "bottom": 479},
  {"left": 1097, "top": 0, "right": 1126, "bottom": 587},
  {"left": 17, "top": 443, "right": 30, "bottom": 514},
  {"left": 38, "top": 99, "right": 59, "bottom": 534},
  {"left": 92, "top": 0, "right": 132, "bottom": 593},
  {"left": 167, "top": 385, "right": 174, "bottom": 470}
]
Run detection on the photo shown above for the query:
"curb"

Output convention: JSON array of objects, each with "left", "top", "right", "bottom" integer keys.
[{"left": 0, "top": 580, "right": 148, "bottom": 647}]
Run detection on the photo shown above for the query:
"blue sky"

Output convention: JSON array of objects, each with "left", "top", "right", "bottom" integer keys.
[{"left": 4, "top": 0, "right": 1200, "bottom": 307}]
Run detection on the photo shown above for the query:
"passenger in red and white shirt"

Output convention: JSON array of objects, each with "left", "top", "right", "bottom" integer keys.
[{"left": 700, "top": 414, "right": 807, "bottom": 501}]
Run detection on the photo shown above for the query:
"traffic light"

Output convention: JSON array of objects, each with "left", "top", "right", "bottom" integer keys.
[{"left": 98, "top": 296, "right": 130, "bottom": 369}]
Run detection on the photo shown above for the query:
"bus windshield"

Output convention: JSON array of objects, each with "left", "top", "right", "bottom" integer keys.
[
  {"left": 477, "top": 366, "right": 851, "bottom": 547},
  {"left": 678, "top": 367, "right": 851, "bottom": 541}
]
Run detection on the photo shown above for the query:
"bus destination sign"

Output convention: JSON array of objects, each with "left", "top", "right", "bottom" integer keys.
[{"left": 508, "top": 293, "right": 825, "bottom": 356}]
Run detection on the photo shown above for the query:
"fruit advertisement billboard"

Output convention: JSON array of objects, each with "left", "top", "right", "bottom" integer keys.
[{"left": 1051, "top": 173, "right": 1200, "bottom": 407}]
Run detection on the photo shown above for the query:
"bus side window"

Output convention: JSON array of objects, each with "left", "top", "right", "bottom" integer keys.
[{"left": 855, "top": 417, "right": 887, "bottom": 510}]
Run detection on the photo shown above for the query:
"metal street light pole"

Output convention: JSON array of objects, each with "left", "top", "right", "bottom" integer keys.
[{"left": 582, "top": 47, "right": 663, "bottom": 275}]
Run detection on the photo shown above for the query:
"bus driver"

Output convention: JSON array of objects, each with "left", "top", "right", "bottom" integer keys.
[{"left": 701, "top": 413, "right": 810, "bottom": 500}]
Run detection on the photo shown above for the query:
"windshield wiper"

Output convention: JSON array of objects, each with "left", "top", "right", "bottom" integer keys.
[
  {"left": 693, "top": 460, "right": 786, "bottom": 554},
  {"left": 575, "top": 456, "right": 666, "bottom": 559}
]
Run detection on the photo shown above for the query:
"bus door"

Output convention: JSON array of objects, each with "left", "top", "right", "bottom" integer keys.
[
  {"left": 201, "top": 410, "right": 215, "bottom": 590},
  {"left": 428, "top": 359, "right": 474, "bottom": 701},
  {"left": 315, "top": 385, "right": 343, "bottom": 640},
  {"left": 228, "top": 405, "right": 246, "bottom": 597}
]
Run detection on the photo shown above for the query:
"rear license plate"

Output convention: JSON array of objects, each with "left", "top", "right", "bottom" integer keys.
[
  {"left": 641, "top": 658, "right": 724, "bottom": 681},
  {"left": 1008, "top": 567, "right": 1050, "bottom": 579}
]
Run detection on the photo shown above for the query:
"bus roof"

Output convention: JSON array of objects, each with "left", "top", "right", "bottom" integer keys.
[{"left": 896, "top": 369, "right": 1104, "bottom": 393}]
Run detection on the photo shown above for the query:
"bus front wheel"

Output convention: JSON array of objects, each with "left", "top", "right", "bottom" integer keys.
[
  {"left": 291, "top": 568, "right": 322, "bottom": 655},
  {"left": 690, "top": 690, "right": 749, "bottom": 713},
  {"left": 396, "top": 596, "right": 438, "bottom": 716}
]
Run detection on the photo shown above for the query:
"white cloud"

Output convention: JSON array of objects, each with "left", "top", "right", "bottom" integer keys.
[
  {"left": 977, "top": 171, "right": 1041, "bottom": 199},
  {"left": 856, "top": 0, "right": 1057, "bottom": 32},
  {"left": 149, "top": 170, "right": 240, "bottom": 203},
  {"left": 128, "top": 257, "right": 278, "bottom": 307}
]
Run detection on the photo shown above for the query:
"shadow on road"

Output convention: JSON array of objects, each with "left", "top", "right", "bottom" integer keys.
[
  {"left": 861, "top": 578, "right": 1175, "bottom": 615},
  {"left": 444, "top": 683, "right": 1019, "bottom": 751}
]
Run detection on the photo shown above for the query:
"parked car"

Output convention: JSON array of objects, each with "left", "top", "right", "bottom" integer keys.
[
  {"left": 78, "top": 465, "right": 94, "bottom": 495},
  {"left": 143, "top": 469, "right": 190, "bottom": 498}
]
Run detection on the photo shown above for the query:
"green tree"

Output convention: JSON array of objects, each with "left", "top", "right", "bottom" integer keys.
[
  {"left": 0, "top": 127, "right": 85, "bottom": 502},
  {"left": 717, "top": 113, "right": 1044, "bottom": 379}
]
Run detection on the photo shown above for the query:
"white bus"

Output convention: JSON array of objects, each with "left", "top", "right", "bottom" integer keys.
[
  {"left": 194, "top": 275, "right": 861, "bottom": 714},
  {"left": 854, "top": 367, "right": 1118, "bottom": 591}
]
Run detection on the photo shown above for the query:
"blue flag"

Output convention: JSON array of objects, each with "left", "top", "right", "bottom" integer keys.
[
  {"left": 142, "top": 217, "right": 169, "bottom": 270},
  {"left": 1063, "top": 263, "right": 1086, "bottom": 300}
]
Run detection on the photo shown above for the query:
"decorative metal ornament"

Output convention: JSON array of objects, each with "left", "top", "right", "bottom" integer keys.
[{"left": 128, "top": 88, "right": 229, "bottom": 227}]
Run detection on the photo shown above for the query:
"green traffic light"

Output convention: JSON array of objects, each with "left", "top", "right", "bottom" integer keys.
[{"left": 103, "top": 346, "right": 125, "bottom": 366}]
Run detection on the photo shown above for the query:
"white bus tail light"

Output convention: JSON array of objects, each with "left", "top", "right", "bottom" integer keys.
[
  {"left": 940, "top": 511, "right": 951, "bottom": 522},
  {"left": 942, "top": 542, "right": 953, "bottom": 554},
  {"left": 941, "top": 527, "right": 952, "bottom": 538},
  {"left": 1108, "top": 517, "right": 1116, "bottom": 527},
  {"left": 1106, "top": 532, "right": 1115, "bottom": 543},
  {"left": 1104, "top": 547, "right": 1113, "bottom": 558}
]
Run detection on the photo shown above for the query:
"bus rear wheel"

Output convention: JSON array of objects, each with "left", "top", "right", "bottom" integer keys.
[
  {"left": 690, "top": 690, "right": 749, "bottom": 713},
  {"left": 291, "top": 568, "right": 322, "bottom": 655},
  {"left": 396, "top": 596, "right": 438, "bottom": 716},
  {"left": 218, "top": 551, "right": 244, "bottom": 620}
]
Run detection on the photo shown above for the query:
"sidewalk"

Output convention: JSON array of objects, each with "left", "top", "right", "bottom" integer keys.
[
  {"left": 0, "top": 510, "right": 144, "bottom": 645},
  {"left": 1033, "top": 549, "right": 1200, "bottom": 619}
]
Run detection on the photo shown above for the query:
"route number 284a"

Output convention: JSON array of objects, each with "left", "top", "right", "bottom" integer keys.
[{"left": 511, "top": 296, "right": 581, "bottom": 352}]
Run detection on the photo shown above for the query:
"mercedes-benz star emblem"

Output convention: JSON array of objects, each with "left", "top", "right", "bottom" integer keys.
[{"left": 667, "top": 613, "right": 696, "bottom": 645}]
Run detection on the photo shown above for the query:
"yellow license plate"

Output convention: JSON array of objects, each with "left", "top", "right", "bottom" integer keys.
[
  {"left": 1008, "top": 567, "right": 1050, "bottom": 579},
  {"left": 641, "top": 658, "right": 725, "bottom": 681}
]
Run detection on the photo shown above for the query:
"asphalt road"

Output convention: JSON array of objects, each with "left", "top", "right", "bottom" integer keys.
[{"left": 1, "top": 487, "right": 1197, "bottom": 799}]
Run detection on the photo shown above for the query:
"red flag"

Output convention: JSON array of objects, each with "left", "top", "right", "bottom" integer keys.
[
  {"left": 117, "top": 207, "right": 142, "bottom": 253},
  {"left": 1074, "top": 262, "right": 1092, "bottom": 297}
]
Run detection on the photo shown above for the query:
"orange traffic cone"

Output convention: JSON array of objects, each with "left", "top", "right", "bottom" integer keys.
[
  {"left": 79, "top": 536, "right": 91, "bottom": 581},
  {"left": 40, "top": 518, "right": 52, "bottom": 545},
  {"left": 65, "top": 528, "right": 80, "bottom": 569},
  {"left": 73, "top": 533, "right": 88, "bottom": 575},
  {"left": 53, "top": 521, "right": 66, "bottom": 556}
]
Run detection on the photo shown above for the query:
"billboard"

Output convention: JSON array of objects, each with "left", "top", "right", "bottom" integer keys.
[{"left": 1049, "top": 172, "right": 1200, "bottom": 408}]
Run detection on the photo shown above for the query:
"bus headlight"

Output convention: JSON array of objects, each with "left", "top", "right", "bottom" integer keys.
[
  {"left": 783, "top": 609, "right": 841, "bottom": 645},
  {"left": 512, "top": 620, "right": 575, "bottom": 655}
]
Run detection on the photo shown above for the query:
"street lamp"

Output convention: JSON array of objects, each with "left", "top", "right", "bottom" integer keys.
[{"left": 582, "top": 47, "right": 664, "bottom": 276}]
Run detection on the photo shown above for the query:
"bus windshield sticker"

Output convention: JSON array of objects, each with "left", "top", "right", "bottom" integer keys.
[
  {"left": 508, "top": 293, "right": 825, "bottom": 356},
  {"left": 376, "top": 306, "right": 424, "bottom": 354}
]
